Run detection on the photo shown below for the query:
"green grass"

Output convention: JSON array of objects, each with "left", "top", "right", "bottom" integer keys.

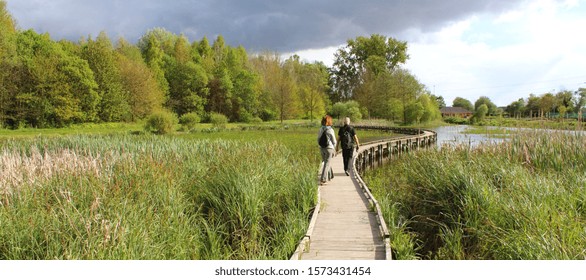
[
  {"left": 365, "top": 130, "right": 586, "bottom": 259},
  {"left": 0, "top": 122, "right": 396, "bottom": 259},
  {"left": 0, "top": 134, "right": 316, "bottom": 259},
  {"left": 462, "top": 126, "right": 515, "bottom": 139},
  {"left": 0, "top": 122, "right": 144, "bottom": 138}
]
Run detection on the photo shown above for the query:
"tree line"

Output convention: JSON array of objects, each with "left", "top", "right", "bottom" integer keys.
[
  {"left": 504, "top": 89, "right": 586, "bottom": 119},
  {"left": 449, "top": 88, "right": 586, "bottom": 121},
  {"left": 1, "top": 1, "right": 440, "bottom": 129}
]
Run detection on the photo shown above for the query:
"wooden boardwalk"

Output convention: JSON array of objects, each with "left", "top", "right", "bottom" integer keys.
[{"left": 299, "top": 142, "right": 386, "bottom": 260}]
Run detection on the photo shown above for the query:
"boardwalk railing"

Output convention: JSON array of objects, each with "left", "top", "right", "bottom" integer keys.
[
  {"left": 290, "top": 126, "right": 437, "bottom": 260},
  {"left": 353, "top": 126, "right": 437, "bottom": 174},
  {"left": 351, "top": 126, "right": 436, "bottom": 260}
]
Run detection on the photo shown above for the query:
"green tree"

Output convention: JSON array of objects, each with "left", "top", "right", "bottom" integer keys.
[
  {"left": 0, "top": 0, "right": 18, "bottom": 127},
  {"left": 452, "top": 97, "right": 474, "bottom": 111},
  {"left": 82, "top": 32, "right": 130, "bottom": 121},
  {"left": 197, "top": 36, "right": 214, "bottom": 74},
  {"left": 206, "top": 68, "right": 233, "bottom": 117},
  {"left": 472, "top": 104, "right": 489, "bottom": 124},
  {"left": 206, "top": 35, "right": 261, "bottom": 121},
  {"left": 506, "top": 98, "right": 525, "bottom": 118},
  {"left": 526, "top": 94, "right": 541, "bottom": 118},
  {"left": 250, "top": 52, "right": 299, "bottom": 123},
  {"left": 353, "top": 69, "right": 391, "bottom": 119},
  {"left": 166, "top": 59, "right": 209, "bottom": 116},
  {"left": 394, "top": 69, "right": 425, "bottom": 123},
  {"left": 555, "top": 90, "right": 574, "bottom": 113},
  {"left": 0, "top": 0, "right": 16, "bottom": 58},
  {"left": 229, "top": 47, "right": 262, "bottom": 122},
  {"left": 385, "top": 98, "right": 403, "bottom": 123},
  {"left": 298, "top": 85, "right": 326, "bottom": 122},
  {"left": 231, "top": 70, "right": 262, "bottom": 122},
  {"left": 330, "top": 101, "right": 362, "bottom": 122},
  {"left": 419, "top": 94, "right": 441, "bottom": 123},
  {"left": 474, "top": 96, "right": 498, "bottom": 116},
  {"left": 138, "top": 27, "right": 176, "bottom": 56},
  {"left": 165, "top": 35, "right": 208, "bottom": 116},
  {"left": 539, "top": 93, "right": 556, "bottom": 118},
  {"left": 276, "top": 59, "right": 299, "bottom": 122},
  {"left": 558, "top": 105, "right": 567, "bottom": 121},
  {"left": 575, "top": 88, "right": 586, "bottom": 121},
  {"left": 330, "top": 34, "right": 409, "bottom": 101},
  {"left": 118, "top": 55, "right": 163, "bottom": 119},
  {"left": 431, "top": 94, "right": 446, "bottom": 109},
  {"left": 15, "top": 30, "right": 99, "bottom": 127},
  {"left": 405, "top": 102, "right": 424, "bottom": 124},
  {"left": 287, "top": 56, "right": 329, "bottom": 122},
  {"left": 353, "top": 67, "right": 424, "bottom": 122},
  {"left": 138, "top": 31, "right": 170, "bottom": 99}
]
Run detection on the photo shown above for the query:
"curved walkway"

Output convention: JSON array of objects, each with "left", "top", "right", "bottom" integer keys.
[
  {"left": 292, "top": 127, "right": 437, "bottom": 260},
  {"left": 298, "top": 142, "right": 386, "bottom": 260}
]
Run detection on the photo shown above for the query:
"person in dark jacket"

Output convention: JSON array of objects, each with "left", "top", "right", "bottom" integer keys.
[{"left": 336, "top": 117, "right": 360, "bottom": 176}]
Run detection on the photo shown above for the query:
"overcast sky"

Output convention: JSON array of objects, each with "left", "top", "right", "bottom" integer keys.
[{"left": 6, "top": 0, "right": 586, "bottom": 106}]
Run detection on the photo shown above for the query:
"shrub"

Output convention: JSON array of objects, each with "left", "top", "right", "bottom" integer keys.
[
  {"left": 250, "top": 117, "right": 263, "bottom": 124},
  {"left": 209, "top": 113, "right": 228, "bottom": 129},
  {"left": 179, "top": 112, "right": 201, "bottom": 131},
  {"left": 144, "top": 111, "right": 178, "bottom": 134},
  {"left": 237, "top": 108, "right": 253, "bottom": 123},
  {"left": 471, "top": 104, "right": 489, "bottom": 124},
  {"left": 330, "top": 101, "right": 362, "bottom": 122},
  {"left": 443, "top": 117, "right": 469, "bottom": 125},
  {"left": 260, "top": 109, "right": 278, "bottom": 122}
]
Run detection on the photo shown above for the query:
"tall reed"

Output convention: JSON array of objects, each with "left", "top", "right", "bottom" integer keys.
[
  {"left": 365, "top": 130, "right": 586, "bottom": 259},
  {"left": 0, "top": 134, "right": 316, "bottom": 259}
]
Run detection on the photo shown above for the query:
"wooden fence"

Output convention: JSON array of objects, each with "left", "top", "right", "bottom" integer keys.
[
  {"left": 351, "top": 126, "right": 437, "bottom": 260},
  {"left": 290, "top": 126, "right": 437, "bottom": 260}
]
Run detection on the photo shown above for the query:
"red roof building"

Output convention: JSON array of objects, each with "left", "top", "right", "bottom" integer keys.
[{"left": 440, "top": 107, "right": 473, "bottom": 118}]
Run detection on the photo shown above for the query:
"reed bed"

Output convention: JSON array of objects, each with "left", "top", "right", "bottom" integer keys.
[
  {"left": 365, "top": 130, "right": 586, "bottom": 259},
  {"left": 0, "top": 134, "right": 316, "bottom": 259}
]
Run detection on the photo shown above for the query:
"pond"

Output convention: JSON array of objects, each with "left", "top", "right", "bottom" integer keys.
[
  {"left": 431, "top": 125, "right": 506, "bottom": 148},
  {"left": 431, "top": 125, "right": 586, "bottom": 148}
]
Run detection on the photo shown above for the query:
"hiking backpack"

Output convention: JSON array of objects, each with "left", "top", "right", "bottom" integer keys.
[
  {"left": 318, "top": 130, "right": 329, "bottom": 148},
  {"left": 341, "top": 128, "right": 353, "bottom": 149}
]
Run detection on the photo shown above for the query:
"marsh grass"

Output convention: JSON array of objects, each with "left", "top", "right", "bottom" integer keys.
[
  {"left": 0, "top": 134, "right": 315, "bottom": 259},
  {"left": 0, "top": 123, "right": 395, "bottom": 259},
  {"left": 462, "top": 126, "right": 513, "bottom": 138},
  {"left": 365, "top": 130, "right": 586, "bottom": 260}
]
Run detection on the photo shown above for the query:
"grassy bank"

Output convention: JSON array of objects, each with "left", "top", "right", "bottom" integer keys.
[{"left": 365, "top": 130, "right": 586, "bottom": 259}]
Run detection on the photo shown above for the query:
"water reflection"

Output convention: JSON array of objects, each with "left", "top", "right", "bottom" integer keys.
[
  {"left": 425, "top": 125, "right": 586, "bottom": 150},
  {"left": 431, "top": 125, "right": 505, "bottom": 148}
]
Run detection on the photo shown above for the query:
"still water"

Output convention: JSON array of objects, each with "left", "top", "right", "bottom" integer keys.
[
  {"left": 431, "top": 125, "right": 505, "bottom": 148},
  {"left": 431, "top": 125, "right": 585, "bottom": 148}
]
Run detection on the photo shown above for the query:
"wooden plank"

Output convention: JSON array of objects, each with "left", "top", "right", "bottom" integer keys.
[
  {"left": 296, "top": 128, "right": 437, "bottom": 260},
  {"left": 300, "top": 144, "right": 386, "bottom": 260}
]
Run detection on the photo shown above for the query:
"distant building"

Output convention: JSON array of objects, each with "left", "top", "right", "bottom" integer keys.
[{"left": 440, "top": 107, "right": 473, "bottom": 118}]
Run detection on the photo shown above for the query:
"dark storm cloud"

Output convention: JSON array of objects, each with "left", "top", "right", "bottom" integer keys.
[{"left": 6, "top": 0, "right": 525, "bottom": 52}]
